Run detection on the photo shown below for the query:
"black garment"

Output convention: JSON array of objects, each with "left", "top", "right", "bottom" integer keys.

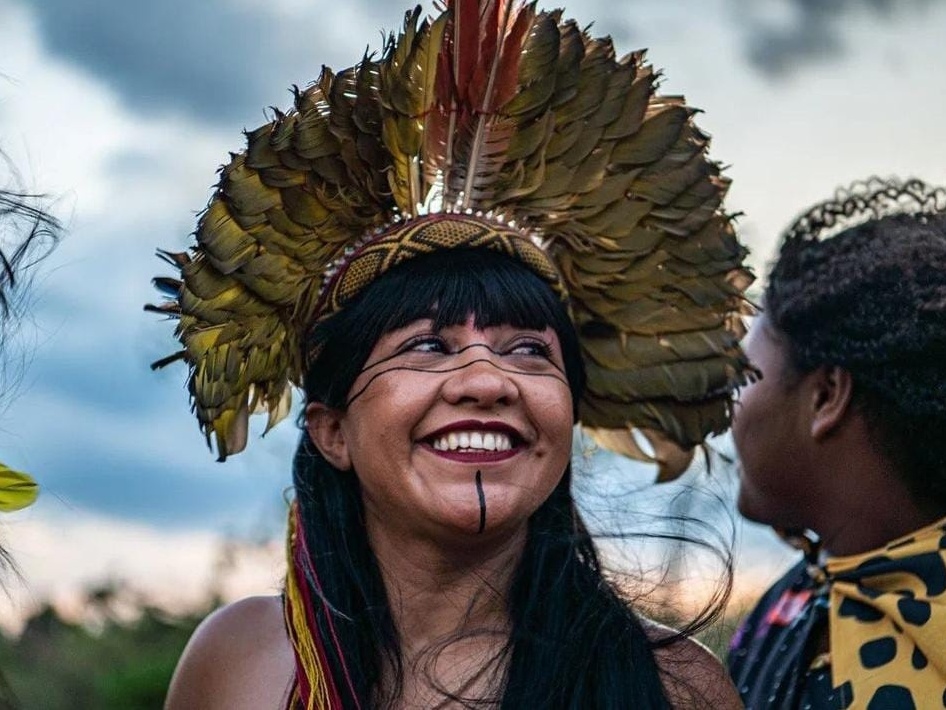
[{"left": 728, "top": 560, "right": 849, "bottom": 710}]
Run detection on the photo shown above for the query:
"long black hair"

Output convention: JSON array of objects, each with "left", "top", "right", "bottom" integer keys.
[
  {"left": 292, "top": 248, "right": 675, "bottom": 708},
  {"left": 0, "top": 150, "right": 61, "bottom": 321},
  {"left": 765, "top": 177, "right": 946, "bottom": 512},
  {"left": 0, "top": 156, "right": 61, "bottom": 415}
]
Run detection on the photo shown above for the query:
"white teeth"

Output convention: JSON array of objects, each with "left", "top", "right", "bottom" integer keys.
[{"left": 430, "top": 431, "right": 514, "bottom": 452}]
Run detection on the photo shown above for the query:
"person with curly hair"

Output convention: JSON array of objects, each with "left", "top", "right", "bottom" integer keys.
[{"left": 727, "top": 177, "right": 946, "bottom": 709}]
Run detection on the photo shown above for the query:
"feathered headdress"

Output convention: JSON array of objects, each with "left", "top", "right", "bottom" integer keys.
[{"left": 149, "top": 0, "right": 753, "bottom": 480}]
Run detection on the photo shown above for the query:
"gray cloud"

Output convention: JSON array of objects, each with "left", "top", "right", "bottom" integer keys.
[
  {"left": 17, "top": 0, "right": 945, "bottom": 122},
  {"left": 6, "top": 347, "right": 295, "bottom": 528},
  {"left": 732, "top": 0, "right": 940, "bottom": 77},
  {"left": 17, "top": 0, "right": 406, "bottom": 125},
  {"left": 21, "top": 0, "right": 274, "bottom": 124}
]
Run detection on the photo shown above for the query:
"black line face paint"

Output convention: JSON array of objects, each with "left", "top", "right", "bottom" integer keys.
[
  {"left": 360, "top": 342, "right": 567, "bottom": 378},
  {"left": 346, "top": 342, "right": 570, "bottom": 407},
  {"left": 475, "top": 470, "right": 486, "bottom": 534}
]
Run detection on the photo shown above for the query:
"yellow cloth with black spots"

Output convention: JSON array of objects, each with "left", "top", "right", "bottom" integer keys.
[{"left": 827, "top": 517, "right": 946, "bottom": 709}]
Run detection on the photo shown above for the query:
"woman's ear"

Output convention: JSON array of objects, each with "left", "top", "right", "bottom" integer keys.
[
  {"left": 810, "top": 365, "right": 855, "bottom": 441},
  {"left": 305, "top": 402, "right": 352, "bottom": 471}
]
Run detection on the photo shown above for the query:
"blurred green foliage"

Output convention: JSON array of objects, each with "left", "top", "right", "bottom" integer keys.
[
  {"left": 0, "top": 534, "right": 278, "bottom": 708},
  {"left": 0, "top": 584, "right": 206, "bottom": 710}
]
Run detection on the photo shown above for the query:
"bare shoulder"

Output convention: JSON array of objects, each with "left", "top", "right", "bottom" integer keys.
[
  {"left": 641, "top": 618, "right": 742, "bottom": 710},
  {"left": 165, "top": 595, "right": 294, "bottom": 710}
]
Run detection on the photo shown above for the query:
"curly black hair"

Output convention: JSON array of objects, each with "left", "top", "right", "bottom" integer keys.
[{"left": 765, "top": 177, "right": 946, "bottom": 512}]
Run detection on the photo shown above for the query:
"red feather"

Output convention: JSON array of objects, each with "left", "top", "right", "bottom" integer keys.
[
  {"left": 452, "top": 0, "right": 483, "bottom": 105},
  {"left": 488, "top": 2, "right": 532, "bottom": 111}
]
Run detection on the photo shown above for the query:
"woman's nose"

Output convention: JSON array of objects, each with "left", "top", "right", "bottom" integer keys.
[{"left": 439, "top": 347, "right": 520, "bottom": 408}]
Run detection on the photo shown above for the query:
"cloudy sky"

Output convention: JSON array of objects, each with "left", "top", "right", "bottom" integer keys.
[{"left": 2, "top": 0, "right": 945, "bottom": 621}]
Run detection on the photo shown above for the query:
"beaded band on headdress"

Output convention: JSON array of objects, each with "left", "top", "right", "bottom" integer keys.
[
  {"left": 148, "top": 0, "right": 754, "bottom": 480},
  {"left": 314, "top": 212, "right": 565, "bottom": 326}
]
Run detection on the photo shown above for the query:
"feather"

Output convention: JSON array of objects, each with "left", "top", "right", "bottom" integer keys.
[
  {"left": 151, "top": 276, "right": 182, "bottom": 299},
  {"left": 583, "top": 427, "right": 695, "bottom": 483},
  {"left": 382, "top": 9, "right": 447, "bottom": 211},
  {"left": 452, "top": 2, "right": 532, "bottom": 206}
]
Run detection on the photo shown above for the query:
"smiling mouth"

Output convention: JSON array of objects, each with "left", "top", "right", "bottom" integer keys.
[
  {"left": 431, "top": 431, "right": 514, "bottom": 453},
  {"left": 422, "top": 422, "right": 525, "bottom": 461}
]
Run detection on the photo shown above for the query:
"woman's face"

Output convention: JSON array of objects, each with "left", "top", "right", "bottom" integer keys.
[
  {"left": 312, "top": 316, "right": 574, "bottom": 544},
  {"left": 731, "top": 316, "right": 815, "bottom": 529}
]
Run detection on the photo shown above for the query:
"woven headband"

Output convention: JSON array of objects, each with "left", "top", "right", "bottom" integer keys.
[{"left": 314, "top": 213, "right": 565, "bottom": 324}]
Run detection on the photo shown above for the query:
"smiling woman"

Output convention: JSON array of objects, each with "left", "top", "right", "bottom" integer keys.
[
  {"left": 303, "top": 251, "right": 578, "bottom": 550},
  {"left": 150, "top": 1, "right": 754, "bottom": 707}
]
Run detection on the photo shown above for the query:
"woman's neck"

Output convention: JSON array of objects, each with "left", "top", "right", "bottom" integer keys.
[
  {"left": 816, "top": 453, "right": 944, "bottom": 556},
  {"left": 367, "top": 518, "right": 525, "bottom": 649},
  {"left": 366, "top": 520, "right": 526, "bottom": 707}
]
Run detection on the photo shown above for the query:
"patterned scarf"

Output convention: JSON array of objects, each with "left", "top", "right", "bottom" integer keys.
[{"left": 826, "top": 517, "right": 946, "bottom": 709}]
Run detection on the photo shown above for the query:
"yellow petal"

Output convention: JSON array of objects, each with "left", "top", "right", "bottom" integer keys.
[{"left": 0, "top": 463, "right": 39, "bottom": 512}]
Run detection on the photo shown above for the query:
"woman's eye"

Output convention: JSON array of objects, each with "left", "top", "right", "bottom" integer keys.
[
  {"left": 507, "top": 339, "right": 553, "bottom": 358},
  {"left": 405, "top": 336, "right": 447, "bottom": 354}
]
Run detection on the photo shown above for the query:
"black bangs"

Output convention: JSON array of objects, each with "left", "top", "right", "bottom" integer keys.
[{"left": 305, "top": 248, "right": 584, "bottom": 410}]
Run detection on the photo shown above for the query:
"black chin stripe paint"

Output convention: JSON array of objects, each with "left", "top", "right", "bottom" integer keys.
[{"left": 475, "top": 470, "right": 486, "bottom": 534}]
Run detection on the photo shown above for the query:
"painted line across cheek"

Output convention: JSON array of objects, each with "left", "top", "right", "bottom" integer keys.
[
  {"left": 346, "top": 360, "right": 569, "bottom": 407},
  {"left": 346, "top": 343, "right": 569, "bottom": 407},
  {"left": 475, "top": 470, "right": 486, "bottom": 534}
]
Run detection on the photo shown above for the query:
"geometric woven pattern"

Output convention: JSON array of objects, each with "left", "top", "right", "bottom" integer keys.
[{"left": 317, "top": 214, "right": 566, "bottom": 319}]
